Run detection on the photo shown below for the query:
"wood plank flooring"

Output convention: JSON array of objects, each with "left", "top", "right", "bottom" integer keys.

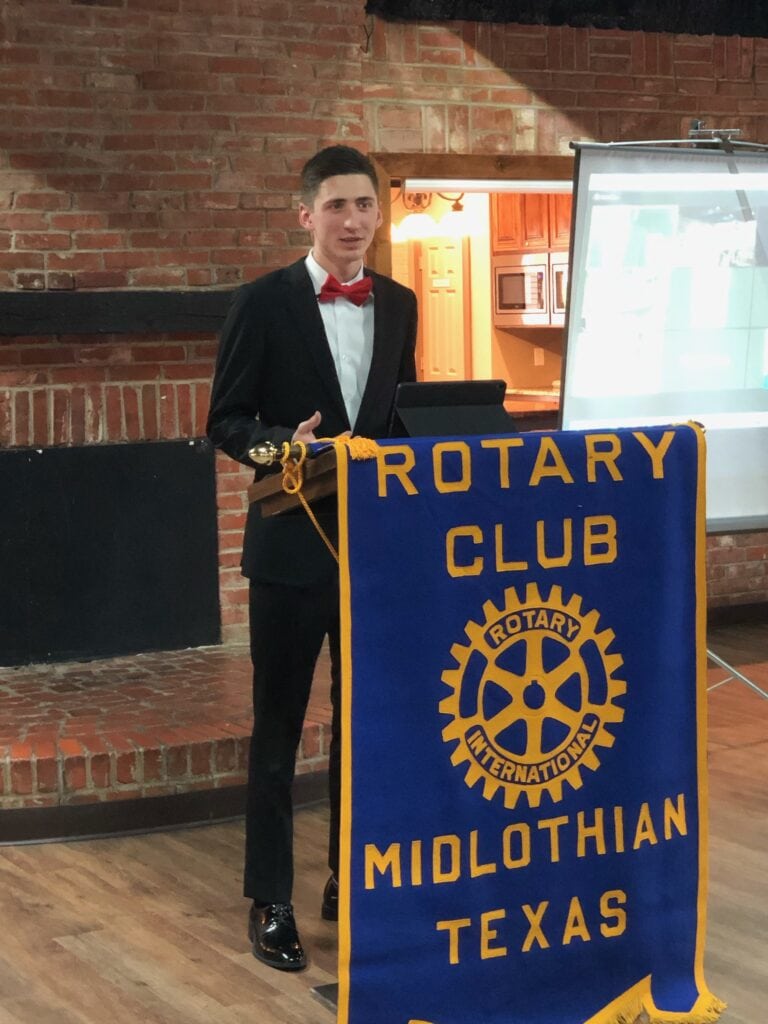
[
  {"left": 703, "top": 617, "right": 768, "bottom": 1024},
  {"left": 0, "top": 807, "right": 337, "bottom": 1024},
  {"left": 0, "top": 619, "right": 765, "bottom": 1024}
]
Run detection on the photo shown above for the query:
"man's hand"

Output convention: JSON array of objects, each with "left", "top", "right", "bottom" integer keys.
[{"left": 292, "top": 410, "right": 322, "bottom": 444}]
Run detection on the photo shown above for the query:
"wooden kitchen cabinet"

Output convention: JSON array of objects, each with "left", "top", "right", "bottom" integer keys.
[
  {"left": 491, "top": 192, "right": 572, "bottom": 253},
  {"left": 548, "top": 193, "right": 573, "bottom": 248},
  {"left": 492, "top": 193, "right": 523, "bottom": 250},
  {"left": 491, "top": 193, "right": 547, "bottom": 251}
]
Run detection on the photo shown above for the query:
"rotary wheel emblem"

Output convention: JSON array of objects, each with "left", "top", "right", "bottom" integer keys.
[{"left": 440, "top": 583, "right": 626, "bottom": 809}]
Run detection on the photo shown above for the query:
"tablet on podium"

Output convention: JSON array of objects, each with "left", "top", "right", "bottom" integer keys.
[{"left": 388, "top": 378, "right": 514, "bottom": 438}]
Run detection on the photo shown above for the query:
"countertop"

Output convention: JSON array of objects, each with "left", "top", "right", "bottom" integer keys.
[{"left": 505, "top": 387, "right": 560, "bottom": 409}]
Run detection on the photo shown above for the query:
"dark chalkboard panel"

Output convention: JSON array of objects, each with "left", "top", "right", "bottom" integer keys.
[{"left": 0, "top": 439, "right": 221, "bottom": 665}]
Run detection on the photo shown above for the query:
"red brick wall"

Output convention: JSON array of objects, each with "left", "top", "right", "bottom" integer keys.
[
  {"left": 361, "top": 22, "right": 768, "bottom": 153},
  {"left": 1, "top": 3, "right": 766, "bottom": 639},
  {"left": 0, "top": 0, "right": 363, "bottom": 291},
  {"left": 707, "top": 533, "right": 768, "bottom": 608},
  {"left": 0, "top": 334, "right": 212, "bottom": 444}
]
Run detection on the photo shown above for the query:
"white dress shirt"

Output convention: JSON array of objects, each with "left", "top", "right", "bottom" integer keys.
[{"left": 305, "top": 251, "right": 374, "bottom": 431}]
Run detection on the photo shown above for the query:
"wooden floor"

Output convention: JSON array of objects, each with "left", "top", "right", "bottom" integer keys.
[
  {"left": 704, "top": 618, "right": 768, "bottom": 1024},
  {"left": 0, "top": 620, "right": 765, "bottom": 1024}
]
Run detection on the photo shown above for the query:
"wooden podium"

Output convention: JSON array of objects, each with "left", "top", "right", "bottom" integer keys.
[{"left": 246, "top": 445, "right": 338, "bottom": 516}]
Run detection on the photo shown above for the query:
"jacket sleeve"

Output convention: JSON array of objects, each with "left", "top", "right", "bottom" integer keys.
[{"left": 206, "top": 283, "right": 294, "bottom": 468}]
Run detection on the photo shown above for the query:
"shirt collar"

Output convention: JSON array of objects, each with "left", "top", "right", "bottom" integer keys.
[{"left": 305, "top": 250, "right": 365, "bottom": 293}]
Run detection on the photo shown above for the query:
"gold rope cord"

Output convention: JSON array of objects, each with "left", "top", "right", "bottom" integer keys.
[{"left": 279, "top": 436, "right": 381, "bottom": 564}]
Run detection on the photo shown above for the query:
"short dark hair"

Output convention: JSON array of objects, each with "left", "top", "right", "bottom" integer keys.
[{"left": 300, "top": 145, "right": 379, "bottom": 205}]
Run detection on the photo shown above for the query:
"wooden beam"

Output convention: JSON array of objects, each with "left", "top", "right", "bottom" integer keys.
[
  {"left": 0, "top": 289, "right": 235, "bottom": 336},
  {"left": 373, "top": 151, "right": 575, "bottom": 182}
]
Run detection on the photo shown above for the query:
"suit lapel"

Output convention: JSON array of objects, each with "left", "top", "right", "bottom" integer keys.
[
  {"left": 356, "top": 272, "right": 403, "bottom": 433},
  {"left": 282, "top": 260, "right": 349, "bottom": 428}
]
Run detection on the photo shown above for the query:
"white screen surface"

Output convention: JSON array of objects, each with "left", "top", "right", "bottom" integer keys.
[{"left": 561, "top": 144, "right": 768, "bottom": 531}]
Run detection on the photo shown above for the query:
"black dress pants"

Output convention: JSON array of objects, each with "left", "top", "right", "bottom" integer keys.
[{"left": 244, "top": 576, "right": 341, "bottom": 904}]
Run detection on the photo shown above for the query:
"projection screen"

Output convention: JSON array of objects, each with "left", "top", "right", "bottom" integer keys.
[{"left": 560, "top": 142, "right": 768, "bottom": 532}]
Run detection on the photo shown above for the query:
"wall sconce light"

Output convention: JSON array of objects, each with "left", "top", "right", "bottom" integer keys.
[
  {"left": 436, "top": 192, "right": 468, "bottom": 237},
  {"left": 392, "top": 188, "right": 470, "bottom": 241},
  {"left": 393, "top": 190, "right": 438, "bottom": 241},
  {"left": 403, "top": 191, "right": 432, "bottom": 212}
]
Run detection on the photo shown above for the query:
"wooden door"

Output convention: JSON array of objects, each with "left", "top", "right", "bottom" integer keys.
[{"left": 418, "top": 237, "right": 471, "bottom": 382}]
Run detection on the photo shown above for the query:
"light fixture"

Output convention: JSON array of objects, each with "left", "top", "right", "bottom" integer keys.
[
  {"left": 392, "top": 187, "right": 477, "bottom": 241},
  {"left": 403, "top": 191, "right": 432, "bottom": 212},
  {"left": 434, "top": 192, "right": 469, "bottom": 237},
  {"left": 393, "top": 212, "right": 438, "bottom": 241},
  {"left": 392, "top": 188, "right": 438, "bottom": 241}
]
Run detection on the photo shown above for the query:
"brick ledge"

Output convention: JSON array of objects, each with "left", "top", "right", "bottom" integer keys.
[
  {"left": 0, "top": 642, "right": 333, "bottom": 819},
  {"left": 0, "top": 771, "right": 328, "bottom": 845}
]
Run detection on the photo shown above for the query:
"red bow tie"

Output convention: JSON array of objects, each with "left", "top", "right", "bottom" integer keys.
[{"left": 317, "top": 274, "right": 372, "bottom": 306}]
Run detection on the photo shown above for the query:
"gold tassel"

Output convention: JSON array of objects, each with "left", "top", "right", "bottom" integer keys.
[
  {"left": 335, "top": 434, "right": 381, "bottom": 460},
  {"left": 277, "top": 435, "right": 381, "bottom": 563},
  {"left": 279, "top": 440, "right": 338, "bottom": 562},
  {"left": 280, "top": 440, "right": 308, "bottom": 495}
]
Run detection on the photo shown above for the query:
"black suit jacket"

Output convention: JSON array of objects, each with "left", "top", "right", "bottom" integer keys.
[{"left": 207, "top": 258, "right": 418, "bottom": 584}]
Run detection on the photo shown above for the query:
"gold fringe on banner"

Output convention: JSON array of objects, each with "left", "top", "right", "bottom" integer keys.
[
  {"left": 609, "top": 1004, "right": 645, "bottom": 1024},
  {"left": 645, "top": 993, "right": 728, "bottom": 1024},
  {"left": 404, "top": 995, "right": 728, "bottom": 1024},
  {"left": 579, "top": 976, "right": 727, "bottom": 1024}
]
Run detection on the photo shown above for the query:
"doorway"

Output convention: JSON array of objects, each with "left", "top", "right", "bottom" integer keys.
[
  {"left": 370, "top": 153, "right": 575, "bottom": 394},
  {"left": 389, "top": 187, "right": 485, "bottom": 382}
]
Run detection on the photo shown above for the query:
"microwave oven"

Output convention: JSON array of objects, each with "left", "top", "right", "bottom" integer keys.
[
  {"left": 492, "top": 253, "right": 550, "bottom": 327},
  {"left": 549, "top": 251, "right": 569, "bottom": 327}
]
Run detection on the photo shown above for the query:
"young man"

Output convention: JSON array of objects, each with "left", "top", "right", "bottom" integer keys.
[{"left": 207, "top": 146, "right": 418, "bottom": 970}]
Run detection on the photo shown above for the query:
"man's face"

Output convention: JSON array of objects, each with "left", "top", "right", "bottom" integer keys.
[{"left": 299, "top": 173, "right": 383, "bottom": 276}]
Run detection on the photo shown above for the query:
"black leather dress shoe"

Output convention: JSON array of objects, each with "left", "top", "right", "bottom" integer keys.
[
  {"left": 321, "top": 874, "right": 338, "bottom": 921},
  {"left": 248, "top": 902, "right": 307, "bottom": 971}
]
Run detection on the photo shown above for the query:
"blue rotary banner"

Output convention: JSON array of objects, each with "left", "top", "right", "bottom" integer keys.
[{"left": 333, "top": 423, "right": 724, "bottom": 1024}]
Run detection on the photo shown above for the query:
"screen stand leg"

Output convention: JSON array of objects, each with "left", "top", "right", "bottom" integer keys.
[
  {"left": 311, "top": 982, "right": 339, "bottom": 1013},
  {"left": 706, "top": 648, "right": 768, "bottom": 700}
]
